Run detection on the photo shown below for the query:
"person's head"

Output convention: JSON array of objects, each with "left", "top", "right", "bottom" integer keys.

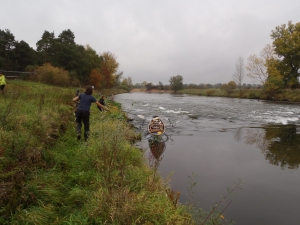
[{"left": 85, "top": 85, "right": 93, "bottom": 95}]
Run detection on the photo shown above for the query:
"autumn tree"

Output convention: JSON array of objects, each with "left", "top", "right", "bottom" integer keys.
[
  {"left": 221, "top": 81, "right": 236, "bottom": 95},
  {"left": 169, "top": 75, "right": 183, "bottom": 93},
  {"left": 262, "top": 58, "right": 284, "bottom": 99},
  {"left": 270, "top": 21, "right": 300, "bottom": 88},
  {"left": 99, "top": 51, "right": 120, "bottom": 88},
  {"left": 89, "top": 69, "right": 102, "bottom": 88},
  {"left": 233, "top": 56, "right": 245, "bottom": 96},
  {"left": 246, "top": 44, "right": 277, "bottom": 85}
]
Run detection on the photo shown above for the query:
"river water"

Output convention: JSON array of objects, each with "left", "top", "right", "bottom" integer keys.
[{"left": 114, "top": 92, "right": 300, "bottom": 225}]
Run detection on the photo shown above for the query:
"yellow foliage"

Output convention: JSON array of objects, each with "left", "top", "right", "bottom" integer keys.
[{"left": 35, "top": 63, "right": 70, "bottom": 87}]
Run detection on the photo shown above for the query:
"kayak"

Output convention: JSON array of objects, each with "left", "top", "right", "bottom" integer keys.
[{"left": 148, "top": 116, "right": 165, "bottom": 136}]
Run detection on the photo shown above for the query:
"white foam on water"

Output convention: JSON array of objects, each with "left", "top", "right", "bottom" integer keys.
[
  {"left": 164, "top": 109, "right": 189, "bottom": 114},
  {"left": 265, "top": 116, "right": 299, "bottom": 125},
  {"left": 134, "top": 109, "right": 145, "bottom": 112},
  {"left": 283, "top": 111, "right": 294, "bottom": 114}
]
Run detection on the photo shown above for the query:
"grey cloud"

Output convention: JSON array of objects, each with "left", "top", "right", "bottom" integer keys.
[{"left": 1, "top": 0, "right": 299, "bottom": 85}]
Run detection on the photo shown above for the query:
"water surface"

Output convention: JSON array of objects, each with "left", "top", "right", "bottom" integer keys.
[{"left": 115, "top": 93, "right": 300, "bottom": 225}]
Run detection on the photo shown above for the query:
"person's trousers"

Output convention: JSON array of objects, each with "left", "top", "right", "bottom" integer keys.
[
  {"left": 75, "top": 109, "right": 90, "bottom": 140},
  {"left": 0, "top": 85, "right": 5, "bottom": 93}
]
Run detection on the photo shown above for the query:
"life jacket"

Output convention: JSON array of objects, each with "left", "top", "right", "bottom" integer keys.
[{"left": 0, "top": 75, "right": 6, "bottom": 85}]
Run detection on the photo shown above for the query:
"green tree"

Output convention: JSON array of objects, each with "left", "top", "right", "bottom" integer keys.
[
  {"left": 84, "top": 45, "right": 102, "bottom": 72},
  {"left": 270, "top": 21, "right": 300, "bottom": 88},
  {"left": 37, "top": 30, "right": 99, "bottom": 84},
  {"left": 169, "top": 75, "right": 183, "bottom": 93},
  {"left": 11, "top": 40, "right": 38, "bottom": 71},
  {"left": 57, "top": 29, "right": 75, "bottom": 45},
  {"left": 36, "top": 31, "right": 56, "bottom": 64},
  {"left": 114, "top": 71, "right": 123, "bottom": 87},
  {"left": 158, "top": 81, "right": 164, "bottom": 90},
  {"left": 120, "top": 76, "right": 133, "bottom": 91},
  {"left": 145, "top": 82, "right": 153, "bottom": 91},
  {"left": 0, "top": 29, "right": 16, "bottom": 70},
  {"left": 141, "top": 81, "right": 147, "bottom": 88}
]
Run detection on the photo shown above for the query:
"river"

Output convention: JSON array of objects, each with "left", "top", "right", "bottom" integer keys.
[{"left": 114, "top": 92, "right": 300, "bottom": 225}]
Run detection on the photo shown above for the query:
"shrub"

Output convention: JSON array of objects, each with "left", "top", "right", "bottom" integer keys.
[
  {"left": 35, "top": 63, "right": 70, "bottom": 87},
  {"left": 248, "top": 92, "right": 259, "bottom": 99},
  {"left": 206, "top": 89, "right": 216, "bottom": 96}
]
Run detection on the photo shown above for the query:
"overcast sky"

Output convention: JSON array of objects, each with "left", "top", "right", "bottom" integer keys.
[{"left": 1, "top": 0, "right": 299, "bottom": 84}]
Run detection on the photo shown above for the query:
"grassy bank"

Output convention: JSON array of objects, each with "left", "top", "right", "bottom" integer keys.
[
  {"left": 178, "top": 88, "right": 300, "bottom": 102},
  {"left": 0, "top": 81, "right": 196, "bottom": 224},
  {"left": 131, "top": 88, "right": 300, "bottom": 102}
]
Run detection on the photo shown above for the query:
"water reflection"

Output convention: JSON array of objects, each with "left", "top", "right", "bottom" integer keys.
[
  {"left": 244, "top": 125, "right": 300, "bottom": 169},
  {"left": 148, "top": 139, "right": 166, "bottom": 171}
]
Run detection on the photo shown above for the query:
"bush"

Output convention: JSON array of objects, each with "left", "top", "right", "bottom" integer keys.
[
  {"left": 35, "top": 63, "right": 70, "bottom": 87},
  {"left": 118, "top": 84, "right": 130, "bottom": 92},
  {"left": 248, "top": 92, "right": 259, "bottom": 99},
  {"left": 206, "top": 89, "right": 216, "bottom": 96}
]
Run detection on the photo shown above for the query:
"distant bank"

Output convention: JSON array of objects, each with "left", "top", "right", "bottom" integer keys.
[{"left": 130, "top": 88, "right": 171, "bottom": 93}]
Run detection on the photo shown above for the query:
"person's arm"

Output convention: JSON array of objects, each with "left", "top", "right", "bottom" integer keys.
[
  {"left": 96, "top": 101, "right": 109, "bottom": 111},
  {"left": 73, "top": 96, "right": 79, "bottom": 102}
]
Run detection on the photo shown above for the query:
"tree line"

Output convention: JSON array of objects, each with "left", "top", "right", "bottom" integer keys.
[
  {"left": 230, "top": 21, "right": 300, "bottom": 99},
  {"left": 149, "top": 21, "right": 300, "bottom": 96},
  {"left": 0, "top": 29, "right": 132, "bottom": 89},
  {"left": 1, "top": 21, "right": 299, "bottom": 96}
]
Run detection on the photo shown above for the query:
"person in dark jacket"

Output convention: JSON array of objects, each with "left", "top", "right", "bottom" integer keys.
[
  {"left": 73, "top": 85, "right": 108, "bottom": 141},
  {"left": 97, "top": 95, "right": 107, "bottom": 111}
]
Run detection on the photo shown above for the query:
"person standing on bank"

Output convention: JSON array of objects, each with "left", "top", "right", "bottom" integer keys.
[
  {"left": 73, "top": 85, "right": 108, "bottom": 141},
  {"left": 0, "top": 73, "right": 6, "bottom": 94},
  {"left": 97, "top": 95, "right": 107, "bottom": 112}
]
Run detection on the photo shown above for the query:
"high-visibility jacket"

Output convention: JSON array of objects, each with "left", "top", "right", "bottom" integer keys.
[{"left": 0, "top": 75, "right": 6, "bottom": 85}]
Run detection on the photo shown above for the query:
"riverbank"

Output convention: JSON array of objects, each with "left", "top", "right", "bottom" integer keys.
[
  {"left": 0, "top": 81, "right": 198, "bottom": 224},
  {"left": 131, "top": 88, "right": 172, "bottom": 93},
  {"left": 130, "top": 88, "right": 300, "bottom": 103}
]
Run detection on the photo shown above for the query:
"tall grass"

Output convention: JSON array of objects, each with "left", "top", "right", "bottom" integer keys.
[{"left": 1, "top": 81, "right": 195, "bottom": 224}]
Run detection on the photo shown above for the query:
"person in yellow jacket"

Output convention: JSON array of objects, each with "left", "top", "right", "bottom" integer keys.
[{"left": 0, "top": 73, "right": 6, "bottom": 94}]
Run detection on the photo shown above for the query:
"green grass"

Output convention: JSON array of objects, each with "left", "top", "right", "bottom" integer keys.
[
  {"left": 1, "top": 81, "right": 196, "bottom": 225},
  {"left": 178, "top": 88, "right": 300, "bottom": 103}
]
